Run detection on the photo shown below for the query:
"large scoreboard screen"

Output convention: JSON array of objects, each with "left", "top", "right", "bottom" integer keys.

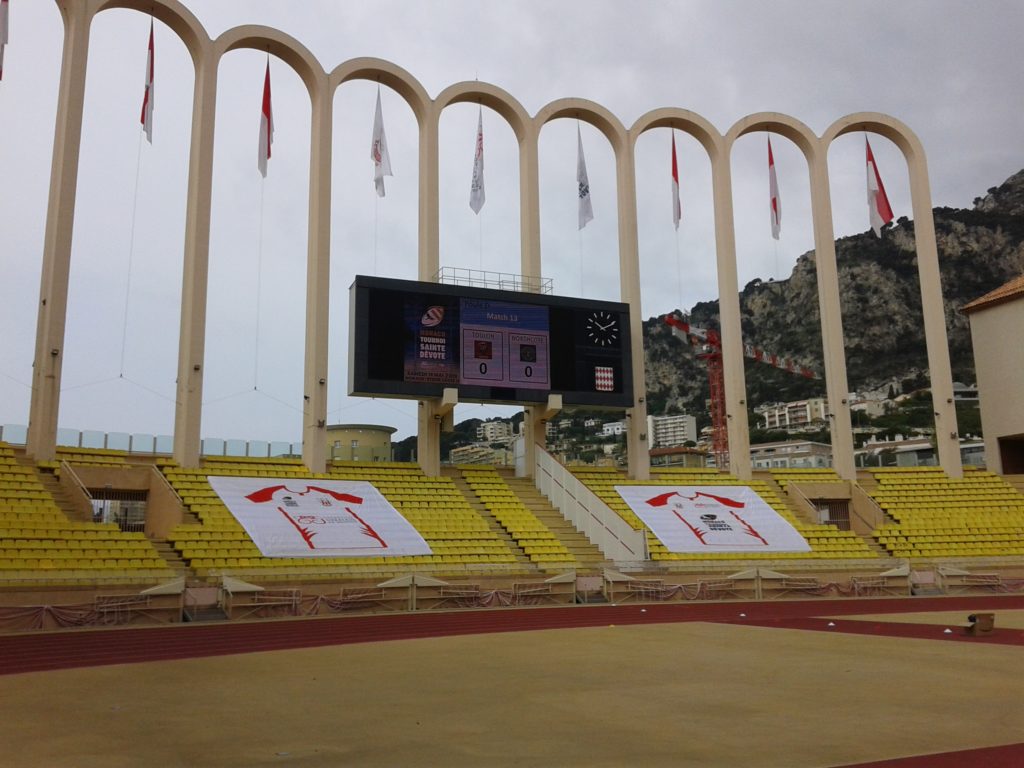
[{"left": 349, "top": 276, "right": 633, "bottom": 408}]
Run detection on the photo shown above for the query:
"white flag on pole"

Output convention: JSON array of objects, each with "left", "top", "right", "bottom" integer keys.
[
  {"left": 577, "top": 124, "right": 593, "bottom": 230},
  {"left": 140, "top": 20, "right": 155, "bottom": 143},
  {"left": 257, "top": 61, "right": 273, "bottom": 177},
  {"left": 768, "top": 137, "right": 781, "bottom": 240},
  {"left": 866, "top": 138, "right": 894, "bottom": 237},
  {"left": 469, "top": 107, "right": 485, "bottom": 214},
  {"left": 370, "top": 89, "right": 392, "bottom": 197},
  {"left": 0, "top": 0, "right": 10, "bottom": 82},
  {"left": 671, "top": 131, "right": 681, "bottom": 230}
]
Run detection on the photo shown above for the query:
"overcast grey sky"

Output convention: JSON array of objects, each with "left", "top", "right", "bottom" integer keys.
[{"left": 1, "top": 0, "right": 1022, "bottom": 446}]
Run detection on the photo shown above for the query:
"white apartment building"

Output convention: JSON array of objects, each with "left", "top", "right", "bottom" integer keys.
[
  {"left": 601, "top": 421, "right": 626, "bottom": 437},
  {"left": 646, "top": 413, "right": 697, "bottom": 448},
  {"left": 756, "top": 397, "right": 830, "bottom": 430},
  {"left": 476, "top": 420, "right": 513, "bottom": 442}
]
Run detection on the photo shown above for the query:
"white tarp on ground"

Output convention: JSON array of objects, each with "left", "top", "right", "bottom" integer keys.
[
  {"left": 208, "top": 477, "right": 432, "bottom": 558},
  {"left": 614, "top": 485, "right": 810, "bottom": 553}
]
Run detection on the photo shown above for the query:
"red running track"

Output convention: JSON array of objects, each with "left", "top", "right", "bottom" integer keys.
[
  {"left": 2, "top": 593, "right": 1023, "bottom": 676},
  {"left": 2, "top": 594, "right": 1022, "bottom": 768}
]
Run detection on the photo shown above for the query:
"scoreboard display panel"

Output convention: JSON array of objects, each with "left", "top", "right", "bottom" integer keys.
[{"left": 349, "top": 275, "right": 633, "bottom": 408}]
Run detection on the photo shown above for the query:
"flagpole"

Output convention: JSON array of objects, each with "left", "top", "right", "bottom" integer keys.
[
  {"left": 373, "top": 192, "right": 379, "bottom": 276},
  {"left": 675, "top": 229, "right": 683, "bottom": 311},
  {"left": 254, "top": 175, "right": 266, "bottom": 391},
  {"left": 579, "top": 227, "right": 584, "bottom": 296},
  {"left": 119, "top": 128, "right": 146, "bottom": 378}
]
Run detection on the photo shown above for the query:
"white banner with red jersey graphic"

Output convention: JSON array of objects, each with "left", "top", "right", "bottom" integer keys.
[
  {"left": 208, "top": 477, "right": 432, "bottom": 558},
  {"left": 614, "top": 485, "right": 810, "bottom": 553}
]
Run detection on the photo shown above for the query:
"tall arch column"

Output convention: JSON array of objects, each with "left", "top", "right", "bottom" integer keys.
[
  {"left": 519, "top": 121, "right": 546, "bottom": 476},
  {"left": 807, "top": 148, "right": 856, "bottom": 479},
  {"left": 416, "top": 102, "right": 442, "bottom": 473},
  {"left": 708, "top": 147, "right": 752, "bottom": 479},
  {"left": 614, "top": 144, "right": 650, "bottom": 480},
  {"left": 301, "top": 77, "right": 333, "bottom": 473},
  {"left": 172, "top": 47, "right": 218, "bottom": 467},
  {"left": 904, "top": 150, "right": 962, "bottom": 478},
  {"left": 26, "top": 2, "right": 96, "bottom": 462}
]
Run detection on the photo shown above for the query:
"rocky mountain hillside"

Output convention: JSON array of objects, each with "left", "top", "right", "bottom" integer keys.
[{"left": 644, "top": 169, "right": 1024, "bottom": 423}]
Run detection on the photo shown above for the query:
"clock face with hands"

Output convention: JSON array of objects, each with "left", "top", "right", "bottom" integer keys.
[{"left": 585, "top": 310, "right": 620, "bottom": 347}]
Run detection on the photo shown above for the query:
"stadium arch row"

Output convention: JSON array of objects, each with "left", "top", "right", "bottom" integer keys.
[{"left": 26, "top": 0, "right": 961, "bottom": 481}]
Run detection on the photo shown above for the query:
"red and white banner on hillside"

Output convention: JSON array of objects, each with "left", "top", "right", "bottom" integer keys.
[
  {"left": 614, "top": 485, "right": 810, "bottom": 553},
  {"left": 209, "top": 476, "right": 432, "bottom": 558}
]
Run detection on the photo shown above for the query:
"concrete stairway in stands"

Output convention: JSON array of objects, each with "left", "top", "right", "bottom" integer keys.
[
  {"left": 446, "top": 472, "right": 538, "bottom": 573},
  {"left": 1005, "top": 475, "right": 1024, "bottom": 496},
  {"left": 153, "top": 541, "right": 193, "bottom": 581},
  {"left": 13, "top": 453, "right": 93, "bottom": 523},
  {"left": 498, "top": 471, "right": 612, "bottom": 574}
]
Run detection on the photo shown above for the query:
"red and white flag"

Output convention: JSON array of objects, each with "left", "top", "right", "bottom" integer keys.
[
  {"left": 469, "top": 107, "right": 485, "bottom": 213},
  {"left": 257, "top": 61, "right": 273, "bottom": 177},
  {"left": 0, "top": 0, "right": 10, "bottom": 82},
  {"left": 866, "top": 138, "right": 893, "bottom": 237},
  {"left": 140, "top": 20, "right": 155, "bottom": 143},
  {"left": 577, "top": 124, "right": 593, "bottom": 230},
  {"left": 768, "top": 137, "right": 781, "bottom": 240},
  {"left": 671, "top": 131, "right": 681, "bottom": 230},
  {"left": 370, "top": 88, "right": 392, "bottom": 197}
]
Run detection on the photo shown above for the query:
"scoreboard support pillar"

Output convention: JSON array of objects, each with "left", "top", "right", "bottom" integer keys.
[
  {"left": 522, "top": 395, "right": 562, "bottom": 478},
  {"left": 417, "top": 389, "right": 457, "bottom": 477}
]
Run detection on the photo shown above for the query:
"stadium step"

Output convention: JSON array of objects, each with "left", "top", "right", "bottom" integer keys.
[
  {"left": 448, "top": 475, "right": 537, "bottom": 568},
  {"left": 35, "top": 471, "right": 92, "bottom": 523},
  {"left": 153, "top": 540, "right": 193, "bottom": 579},
  {"left": 504, "top": 477, "right": 612, "bottom": 573},
  {"left": 1005, "top": 474, "right": 1024, "bottom": 496}
]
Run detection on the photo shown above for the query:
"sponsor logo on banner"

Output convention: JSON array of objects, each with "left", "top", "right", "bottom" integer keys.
[
  {"left": 614, "top": 485, "right": 810, "bottom": 553},
  {"left": 421, "top": 306, "right": 445, "bottom": 327},
  {"left": 209, "top": 477, "right": 433, "bottom": 558}
]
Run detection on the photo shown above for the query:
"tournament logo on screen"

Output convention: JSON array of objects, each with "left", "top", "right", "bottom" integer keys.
[{"left": 404, "top": 299, "right": 458, "bottom": 385}]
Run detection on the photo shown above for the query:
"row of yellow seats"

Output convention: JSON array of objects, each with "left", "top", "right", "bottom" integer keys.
[
  {"left": 1, "top": 530, "right": 139, "bottom": 543},
  {"left": 0, "top": 560, "right": 168, "bottom": 572}
]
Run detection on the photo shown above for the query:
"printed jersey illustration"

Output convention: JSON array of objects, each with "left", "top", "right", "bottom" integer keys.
[
  {"left": 245, "top": 484, "right": 388, "bottom": 550},
  {"left": 644, "top": 490, "right": 769, "bottom": 548}
]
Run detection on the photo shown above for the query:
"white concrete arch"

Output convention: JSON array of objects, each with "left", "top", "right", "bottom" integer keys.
[
  {"left": 331, "top": 59, "right": 435, "bottom": 303},
  {"left": 536, "top": 98, "right": 628, "bottom": 154},
  {"left": 436, "top": 82, "right": 533, "bottom": 143},
  {"left": 331, "top": 58, "right": 432, "bottom": 125},
  {"left": 535, "top": 98, "right": 648, "bottom": 478},
  {"left": 727, "top": 112, "right": 857, "bottom": 477},
  {"left": 433, "top": 82, "right": 535, "bottom": 281},
  {"left": 215, "top": 26, "right": 326, "bottom": 99},
  {"left": 95, "top": 0, "right": 209, "bottom": 64},
  {"left": 823, "top": 113, "right": 961, "bottom": 476},
  {"left": 28, "top": 0, "right": 214, "bottom": 461},
  {"left": 210, "top": 27, "right": 334, "bottom": 471},
  {"left": 727, "top": 112, "right": 817, "bottom": 157},
  {"left": 414, "top": 83, "right": 537, "bottom": 474},
  {"left": 631, "top": 108, "right": 724, "bottom": 159},
  {"left": 633, "top": 109, "right": 762, "bottom": 475}
]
